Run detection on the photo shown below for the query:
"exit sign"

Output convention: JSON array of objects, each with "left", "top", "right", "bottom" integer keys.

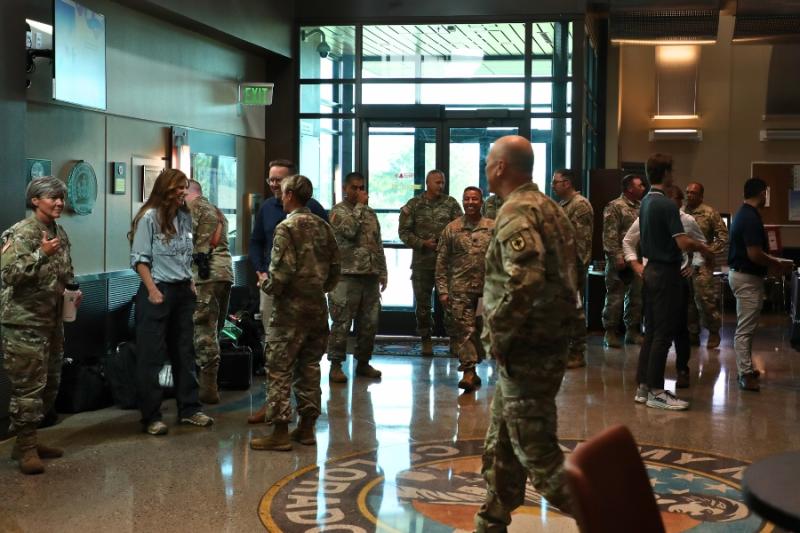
[{"left": 239, "top": 83, "right": 275, "bottom": 106}]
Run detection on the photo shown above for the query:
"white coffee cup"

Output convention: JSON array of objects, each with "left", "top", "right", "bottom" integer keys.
[{"left": 63, "top": 283, "right": 80, "bottom": 322}]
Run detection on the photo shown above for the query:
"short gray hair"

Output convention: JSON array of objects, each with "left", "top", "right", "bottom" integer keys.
[
  {"left": 280, "top": 175, "right": 313, "bottom": 205},
  {"left": 26, "top": 176, "right": 67, "bottom": 209}
]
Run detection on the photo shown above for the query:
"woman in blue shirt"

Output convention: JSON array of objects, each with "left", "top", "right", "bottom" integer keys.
[{"left": 130, "top": 169, "right": 213, "bottom": 435}]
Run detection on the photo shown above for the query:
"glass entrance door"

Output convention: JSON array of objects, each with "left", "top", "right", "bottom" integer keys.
[
  {"left": 362, "top": 114, "right": 525, "bottom": 334},
  {"left": 364, "top": 123, "right": 440, "bottom": 315},
  {"left": 447, "top": 124, "right": 521, "bottom": 198}
]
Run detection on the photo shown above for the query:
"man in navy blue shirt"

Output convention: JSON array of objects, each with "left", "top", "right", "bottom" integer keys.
[
  {"left": 247, "top": 159, "right": 328, "bottom": 423},
  {"left": 728, "top": 178, "right": 793, "bottom": 391},
  {"left": 634, "top": 153, "right": 711, "bottom": 411}
]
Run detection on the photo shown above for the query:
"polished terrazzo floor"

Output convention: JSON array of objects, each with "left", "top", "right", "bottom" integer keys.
[{"left": 0, "top": 314, "right": 798, "bottom": 532}]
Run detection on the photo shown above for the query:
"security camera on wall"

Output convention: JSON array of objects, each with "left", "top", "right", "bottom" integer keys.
[{"left": 301, "top": 29, "right": 332, "bottom": 59}]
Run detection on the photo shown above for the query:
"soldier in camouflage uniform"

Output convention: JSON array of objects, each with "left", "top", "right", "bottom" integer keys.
[
  {"left": 399, "top": 170, "right": 462, "bottom": 355},
  {"left": 250, "top": 175, "right": 340, "bottom": 452},
  {"left": 327, "top": 172, "right": 386, "bottom": 383},
  {"left": 684, "top": 182, "right": 728, "bottom": 349},
  {"left": 552, "top": 169, "right": 595, "bottom": 368},
  {"left": 435, "top": 186, "right": 494, "bottom": 393},
  {"left": 475, "top": 136, "right": 577, "bottom": 532},
  {"left": 602, "top": 174, "right": 646, "bottom": 347},
  {"left": 481, "top": 194, "right": 503, "bottom": 220},
  {"left": 186, "top": 180, "right": 233, "bottom": 404},
  {"left": 1, "top": 177, "right": 79, "bottom": 475}
]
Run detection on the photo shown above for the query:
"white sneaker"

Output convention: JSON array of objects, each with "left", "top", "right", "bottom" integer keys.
[
  {"left": 634, "top": 384, "right": 649, "bottom": 404},
  {"left": 181, "top": 412, "right": 214, "bottom": 427},
  {"left": 646, "top": 390, "right": 689, "bottom": 411}
]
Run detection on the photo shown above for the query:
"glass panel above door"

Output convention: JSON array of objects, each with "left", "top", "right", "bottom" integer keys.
[{"left": 362, "top": 23, "right": 525, "bottom": 79}]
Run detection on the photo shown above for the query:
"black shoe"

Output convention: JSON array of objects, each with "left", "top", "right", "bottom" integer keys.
[
  {"left": 676, "top": 370, "right": 690, "bottom": 389},
  {"left": 738, "top": 373, "right": 760, "bottom": 392}
]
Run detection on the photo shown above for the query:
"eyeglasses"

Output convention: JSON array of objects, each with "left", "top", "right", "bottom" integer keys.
[
  {"left": 551, "top": 179, "right": 568, "bottom": 185},
  {"left": 267, "top": 178, "right": 283, "bottom": 185}
]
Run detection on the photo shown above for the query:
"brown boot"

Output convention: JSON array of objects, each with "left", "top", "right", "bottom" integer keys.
[
  {"left": 290, "top": 417, "right": 317, "bottom": 446},
  {"left": 566, "top": 352, "right": 586, "bottom": 369},
  {"left": 624, "top": 327, "right": 643, "bottom": 345},
  {"left": 247, "top": 404, "right": 269, "bottom": 424},
  {"left": 329, "top": 362, "right": 348, "bottom": 383},
  {"left": 250, "top": 422, "right": 292, "bottom": 451},
  {"left": 355, "top": 362, "right": 382, "bottom": 379},
  {"left": 198, "top": 363, "right": 220, "bottom": 404},
  {"left": 706, "top": 331, "right": 721, "bottom": 349},
  {"left": 11, "top": 442, "right": 63, "bottom": 460},
  {"left": 15, "top": 429, "right": 44, "bottom": 475},
  {"left": 421, "top": 337, "right": 434, "bottom": 357},
  {"left": 603, "top": 330, "right": 622, "bottom": 348},
  {"left": 458, "top": 369, "right": 481, "bottom": 393}
]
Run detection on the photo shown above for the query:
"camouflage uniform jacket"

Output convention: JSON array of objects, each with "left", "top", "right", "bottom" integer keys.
[
  {"left": 602, "top": 194, "right": 640, "bottom": 264},
  {"left": 189, "top": 195, "right": 233, "bottom": 285},
  {"left": 263, "top": 207, "right": 341, "bottom": 324},
  {"left": 684, "top": 202, "right": 728, "bottom": 255},
  {"left": 0, "top": 216, "right": 74, "bottom": 327},
  {"left": 398, "top": 193, "right": 462, "bottom": 270},
  {"left": 329, "top": 200, "right": 387, "bottom": 281},
  {"left": 483, "top": 183, "right": 578, "bottom": 355},
  {"left": 560, "top": 193, "right": 595, "bottom": 269},
  {"left": 481, "top": 195, "right": 504, "bottom": 220},
  {"left": 435, "top": 216, "right": 495, "bottom": 296}
]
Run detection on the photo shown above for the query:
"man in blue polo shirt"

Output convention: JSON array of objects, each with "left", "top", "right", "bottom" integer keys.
[
  {"left": 728, "top": 178, "right": 793, "bottom": 392},
  {"left": 247, "top": 159, "right": 328, "bottom": 423},
  {"left": 635, "top": 153, "right": 711, "bottom": 411}
]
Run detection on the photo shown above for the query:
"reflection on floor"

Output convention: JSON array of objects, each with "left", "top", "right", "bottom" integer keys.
[{"left": 0, "top": 316, "right": 798, "bottom": 532}]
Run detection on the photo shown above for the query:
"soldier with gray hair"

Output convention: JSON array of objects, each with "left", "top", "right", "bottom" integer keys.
[
  {"left": 250, "top": 175, "right": 341, "bottom": 451},
  {"left": 1, "top": 176, "right": 81, "bottom": 474}
]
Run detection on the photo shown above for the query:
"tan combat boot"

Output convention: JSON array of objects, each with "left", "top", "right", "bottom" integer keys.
[
  {"left": 355, "top": 362, "right": 382, "bottom": 379},
  {"left": 198, "top": 363, "right": 220, "bottom": 404},
  {"left": 706, "top": 331, "right": 721, "bottom": 349},
  {"left": 458, "top": 369, "right": 481, "bottom": 393},
  {"left": 14, "top": 429, "right": 44, "bottom": 475},
  {"left": 329, "top": 362, "right": 348, "bottom": 383},
  {"left": 250, "top": 422, "right": 291, "bottom": 451},
  {"left": 290, "top": 417, "right": 317, "bottom": 446},
  {"left": 603, "top": 330, "right": 622, "bottom": 348},
  {"left": 11, "top": 442, "right": 63, "bottom": 460},
  {"left": 421, "top": 337, "right": 434, "bottom": 357},
  {"left": 566, "top": 352, "right": 586, "bottom": 369}
]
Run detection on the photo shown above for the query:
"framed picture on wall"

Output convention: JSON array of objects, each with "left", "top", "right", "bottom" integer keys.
[{"left": 142, "top": 166, "right": 161, "bottom": 202}]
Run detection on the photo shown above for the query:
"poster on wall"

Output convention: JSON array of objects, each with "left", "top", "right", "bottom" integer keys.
[
  {"left": 789, "top": 191, "right": 800, "bottom": 221},
  {"left": 142, "top": 166, "right": 161, "bottom": 202},
  {"left": 26, "top": 158, "right": 52, "bottom": 184}
]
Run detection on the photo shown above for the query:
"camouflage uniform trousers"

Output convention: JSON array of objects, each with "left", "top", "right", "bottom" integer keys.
[
  {"left": 411, "top": 268, "right": 452, "bottom": 338},
  {"left": 688, "top": 265, "right": 722, "bottom": 336},
  {"left": 327, "top": 275, "right": 381, "bottom": 364},
  {"left": 475, "top": 345, "right": 571, "bottom": 532},
  {"left": 567, "top": 268, "right": 588, "bottom": 357},
  {"left": 1, "top": 324, "right": 64, "bottom": 431},
  {"left": 448, "top": 292, "right": 484, "bottom": 371},
  {"left": 602, "top": 259, "right": 643, "bottom": 330},
  {"left": 265, "top": 322, "right": 329, "bottom": 424},
  {"left": 193, "top": 281, "right": 231, "bottom": 369}
]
